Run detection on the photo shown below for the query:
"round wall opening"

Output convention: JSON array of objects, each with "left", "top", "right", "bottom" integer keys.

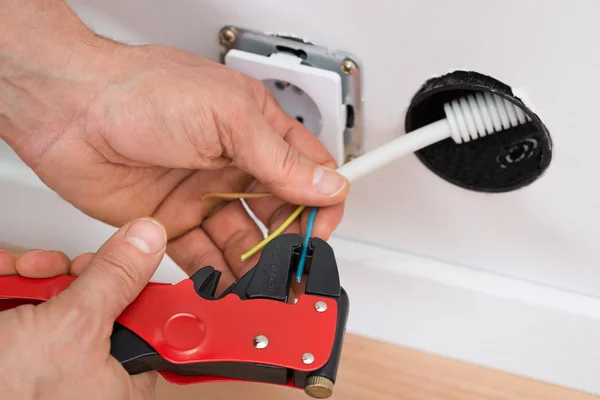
[{"left": 404, "top": 71, "right": 553, "bottom": 192}]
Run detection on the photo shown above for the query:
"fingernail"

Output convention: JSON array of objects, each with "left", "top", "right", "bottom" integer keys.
[
  {"left": 313, "top": 166, "right": 347, "bottom": 197},
  {"left": 124, "top": 218, "right": 167, "bottom": 254}
]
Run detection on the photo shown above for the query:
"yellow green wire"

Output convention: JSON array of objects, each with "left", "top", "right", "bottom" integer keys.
[
  {"left": 240, "top": 205, "right": 305, "bottom": 261},
  {"left": 199, "top": 191, "right": 308, "bottom": 262}
]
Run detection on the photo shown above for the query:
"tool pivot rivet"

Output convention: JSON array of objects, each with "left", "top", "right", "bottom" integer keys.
[
  {"left": 253, "top": 335, "right": 268, "bottom": 349},
  {"left": 315, "top": 301, "right": 327, "bottom": 312},
  {"left": 302, "top": 352, "right": 315, "bottom": 365}
]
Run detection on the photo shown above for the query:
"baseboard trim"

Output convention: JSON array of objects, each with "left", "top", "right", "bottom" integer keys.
[
  {"left": 328, "top": 235, "right": 600, "bottom": 395},
  {"left": 329, "top": 234, "right": 600, "bottom": 319}
]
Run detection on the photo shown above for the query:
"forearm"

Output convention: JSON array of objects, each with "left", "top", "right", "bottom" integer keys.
[
  {"left": 0, "top": 0, "right": 96, "bottom": 69},
  {"left": 0, "top": 0, "right": 114, "bottom": 161}
]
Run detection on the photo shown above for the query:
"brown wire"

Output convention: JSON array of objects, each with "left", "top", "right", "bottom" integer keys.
[{"left": 201, "top": 192, "right": 274, "bottom": 201}]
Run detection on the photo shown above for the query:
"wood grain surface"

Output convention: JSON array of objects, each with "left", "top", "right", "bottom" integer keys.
[
  {"left": 1, "top": 244, "right": 596, "bottom": 399},
  {"left": 156, "top": 333, "right": 597, "bottom": 400}
]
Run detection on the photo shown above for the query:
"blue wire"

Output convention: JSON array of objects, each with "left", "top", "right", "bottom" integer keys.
[{"left": 296, "top": 206, "right": 318, "bottom": 283}]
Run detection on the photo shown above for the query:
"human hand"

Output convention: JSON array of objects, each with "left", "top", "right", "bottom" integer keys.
[
  {"left": 0, "top": 1, "right": 348, "bottom": 293},
  {"left": 0, "top": 218, "right": 167, "bottom": 400}
]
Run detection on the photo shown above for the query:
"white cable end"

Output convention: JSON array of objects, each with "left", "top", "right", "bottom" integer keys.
[
  {"left": 445, "top": 93, "right": 531, "bottom": 144},
  {"left": 337, "top": 91, "right": 533, "bottom": 182}
]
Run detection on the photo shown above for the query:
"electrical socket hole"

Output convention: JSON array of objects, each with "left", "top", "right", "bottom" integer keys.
[{"left": 262, "top": 79, "right": 323, "bottom": 136}]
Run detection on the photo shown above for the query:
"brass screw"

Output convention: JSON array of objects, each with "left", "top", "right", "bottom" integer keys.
[
  {"left": 305, "top": 376, "right": 334, "bottom": 399},
  {"left": 340, "top": 59, "right": 358, "bottom": 75},
  {"left": 219, "top": 26, "right": 237, "bottom": 45}
]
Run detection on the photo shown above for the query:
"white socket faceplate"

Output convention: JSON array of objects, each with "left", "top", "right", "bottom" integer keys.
[{"left": 225, "top": 49, "right": 346, "bottom": 165}]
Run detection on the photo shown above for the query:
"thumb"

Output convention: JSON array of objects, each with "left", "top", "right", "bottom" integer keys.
[
  {"left": 233, "top": 115, "right": 349, "bottom": 206},
  {"left": 57, "top": 218, "right": 167, "bottom": 322}
]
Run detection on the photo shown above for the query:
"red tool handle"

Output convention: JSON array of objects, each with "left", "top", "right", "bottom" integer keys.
[
  {"left": 0, "top": 275, "right": 75, "bottom": 311},
  {"left": 0, "top": 275, "right": 338, "bottom": 384}
]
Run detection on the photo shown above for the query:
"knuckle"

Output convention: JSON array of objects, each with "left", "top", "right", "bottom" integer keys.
[
  {"left": 212, "top": 92, "right": 255, "bottom": 156},
  {"left": 214, "top": 89, "right": 253, "bottom": 120},
  {"left": 247, "top": 80, "right": 271, "bottom": 111},
  {"left": 185, "top": 108, "right": 227, "bottom": 167},
  {"left": 94, "top": 251, "right": 142, "bottom": 296},
  {"left": 229, "top": 94, "right": 256, "bottom": 121},
  {"left": 277, "top": 145, "right": 300, "bottom": 178}
]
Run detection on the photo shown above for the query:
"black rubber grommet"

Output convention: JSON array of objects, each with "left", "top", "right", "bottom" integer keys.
[{"left": 404, "top": 70, "right": 553, "bottom": 193}]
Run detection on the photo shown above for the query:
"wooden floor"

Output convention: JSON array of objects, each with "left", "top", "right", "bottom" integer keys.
[
  {"left": 1, "top": 244, "right": 596, "bottom": 399},
  {"left": 157, "top": 333, "right": 597, "bottom": 400}
]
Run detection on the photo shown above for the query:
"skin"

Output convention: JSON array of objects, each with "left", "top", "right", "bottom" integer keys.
[
  {"left": 0, "top": 1, "right": 349, "bottom": 398},
  {"left": 0, "top": 219, "right": 168, "bottom": 399}
]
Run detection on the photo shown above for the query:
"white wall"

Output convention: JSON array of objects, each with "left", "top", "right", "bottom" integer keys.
[
  {"left": 65, "top": 0, "right": 600, "bottom": 298},
  {"left": 2, "top": 0, "right": 600, "bottom": 395}
]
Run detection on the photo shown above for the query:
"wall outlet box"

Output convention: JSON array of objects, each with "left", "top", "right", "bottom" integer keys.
[
  {"left": 225, "top": 49, "right": 346, "bottom": 164},
  {"left": 220, "top": 26, "right": 363, "bottom": 166}
]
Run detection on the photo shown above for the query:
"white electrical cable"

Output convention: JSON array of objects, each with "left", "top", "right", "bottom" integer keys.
[{"left": 337, "top": 92, "right": 531, "bottom": 182}]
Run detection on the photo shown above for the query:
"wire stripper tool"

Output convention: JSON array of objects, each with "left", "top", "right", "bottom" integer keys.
[{"left": 0, "top": 234, "right": 349, "bottom": 399}]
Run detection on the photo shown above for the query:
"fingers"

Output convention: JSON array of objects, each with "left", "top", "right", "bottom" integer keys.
[
  {"left": 228, "top": 107, "right": 348, "bottom": 207},
  {"left": 246, "top": 186, "right": 343, "bottom": 241},
  {"left": 0, "top": 249, "right": 72, "bottom": 278},
  {"left": 15, "top": 250, "right": 71, "bottom": 278},
  {"left": 0, "top": 251, "right": 16, "bottom": 275},
  {"left": 248, "top": 198, "right": 302, "bottom": 236},
  {"left": 55, "top": 218, "right": 167, "bottom": 322},
  {"left": 70, "top": 252, "right": 95, "bottom": 276},
  {"left": 200, "top": 200, "right": 264, "bottom": 279},
  {"left": 0, "top": 249, "right": 95, "bottom": 278},
  {"left": 152, "top": 168, "right": 250, "bottom": 240},
  {"left": 299, "top": 204, "right": 345, "bottom": 240},
  {"left": 166, "top": 228, "right": 236, "bottom": 294},
  {"left": 0, "top": 248, "right": 93, "bottom": 279},
  {"left": 244, "top": 116, "right": 346, "bottom": 240},
  {"left": 245, "top": 181, "right": 343, "bottom": 241},
  {"left": 262, "top": 98, "right": 337, "bottom": 167}
]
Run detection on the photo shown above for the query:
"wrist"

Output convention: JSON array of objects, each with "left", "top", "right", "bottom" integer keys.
[{"left": 0, "top": 0, "right": 120, "bottom": 165}]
